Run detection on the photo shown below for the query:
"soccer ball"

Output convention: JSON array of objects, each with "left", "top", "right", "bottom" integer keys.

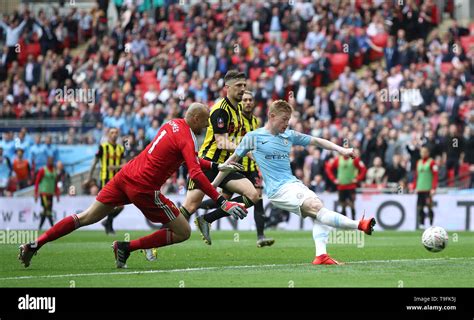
[{"left": 422, "top": 226, "right": 448, "bottom": 252}]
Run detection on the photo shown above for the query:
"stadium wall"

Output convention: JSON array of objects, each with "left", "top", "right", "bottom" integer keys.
[{"left": 1, "top": 194, "right": 473, "bottom": 231}]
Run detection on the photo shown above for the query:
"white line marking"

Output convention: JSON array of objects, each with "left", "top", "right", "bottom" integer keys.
[{"left": 2, "top": 257, "right": 474, "bottom": 281}]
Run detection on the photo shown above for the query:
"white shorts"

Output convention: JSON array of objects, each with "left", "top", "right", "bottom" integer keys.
[{"left": 268, "top": 181, "right": 320, "bottom": 216}]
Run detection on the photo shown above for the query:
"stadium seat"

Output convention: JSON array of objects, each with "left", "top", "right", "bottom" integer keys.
[
  {"left": 328, "top": 53, "right": 349, "bottom": 80},
  {"left": 238, "top": 31, "right": 251, "bottom": 49},
  {"left": 369, "top": 33, "right": 388, "bottom": 61},
  {"left": 231, "top": 55, "right": 241, "bottom": 65},
  {"left": 249, "top": 67, "right": 262, "bottom": 81},
  {"left": 350, "top": 54, "right": 363, "bottom": 69},
  {"left": 169, "top": 21, "right": 185, "bottom": 38},
  {"left": 215, "top": 13, "right": 224, "bottom": 23},
  {"left": 313, "top": 73, "right": 322, "bottom": 87},
  {"left": 149, "top": 47, "right": 159, "bottom": 57},
  {"left": 440, "top": 62, "right": 453, "bottom": 74},
  {"left": 102, "top": 65, "right": 117, "bottom": 81},
  {"left": 27, "top": 42, "right": 41, "bottom": 57},
  {"left": 353, "top": 27, "right": 365, "bottom": 36},
  {"left": 17, "top": 39, "right": 28, "bottom": 65},
  {"left": 460, "top": 35, "right": 474, "bottom": 53},
  {"left": 136, "top": 71, "right": 156, "bottom": 82},
  {"left": 466, "top": 82, "right": 472, "bottom": 96}
]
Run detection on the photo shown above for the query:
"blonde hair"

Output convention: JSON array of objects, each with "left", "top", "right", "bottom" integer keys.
[{"left": 269, "top": 100, "right": 293, "bottom": 115}]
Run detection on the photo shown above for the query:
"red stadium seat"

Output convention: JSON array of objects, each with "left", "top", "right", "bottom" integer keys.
[
  {"left": 333, "top": 39, "right": 342, "bottom": 52},
  {"left": 353, "top": 27, "right": 365, "bottom": 36},
  {"left": 149, "top": 47, "right": 159, "bottom": 57},
  {"left": 460, "top": 35, "right": 474, "bottom": 53},
  {"left": 169, "top": 21, "right": 185, "bottom": 38},
  {"left": 328, "top": 53, "right": 349, "bottom": 80},
  {"left": 102, "top": 65, "right": 117, "bottom": 81},
  {"left": 21, "top": 42, "right": 40, "bottom": 63},
  {"left": 369, "top": 33, "right": 388, "bottom": 61},
  {"left": 313, "top": 73, "right": 322, "bottom": 87},
  {"left": 215, "top": 13, "right": 224, "bottom": 23},
  {"left": 231, "top": 55, "right": 241, "bottom": 65},
  {"left": 238, "top": 31, "right": 251, "bottom": 49},
  {"left": 137, "top": 71, "right": 156, "bottom": 82},
  {"left": 371, "top": 33, "right": 388, "bottom": 47},
  {"left": 249, "top": 67, "right": 262, "bottom": 81},
  {"left": 350, "top": 54, "right": 363, "bottom": 69},
  {"left": 281, "top": 31, "right": 288, "bottom": 42},
  {"left": 440, "top": 62, "right": 453, "bottom": 73}
]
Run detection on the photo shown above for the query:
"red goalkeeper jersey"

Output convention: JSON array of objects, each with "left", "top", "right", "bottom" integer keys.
[{"left": 120, "top": 119, "right": 220, "bottom": 201}]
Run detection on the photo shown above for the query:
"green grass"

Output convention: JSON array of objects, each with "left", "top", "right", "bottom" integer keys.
[{"left": 1, "top": 230, "right": 473, "bottom": 287}]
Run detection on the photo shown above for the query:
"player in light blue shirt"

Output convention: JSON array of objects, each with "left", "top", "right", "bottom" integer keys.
[
  {"left": 213, "top": 100, "right": 376, "bottom": 265},
  {"left": 235, "top": 126, "right": 312, "bottom": 198}
]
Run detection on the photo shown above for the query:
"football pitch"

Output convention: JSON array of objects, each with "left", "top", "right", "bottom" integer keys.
[{"left": 1, "top": 230, "right": 474, "bottom": 287}]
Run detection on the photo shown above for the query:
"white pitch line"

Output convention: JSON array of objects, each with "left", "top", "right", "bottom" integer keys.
[{"left": 2, "top": 257, "right": 473, "bottom": 281}]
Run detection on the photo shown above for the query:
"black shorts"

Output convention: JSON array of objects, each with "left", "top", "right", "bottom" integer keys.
[
  {"left": 243, "top": 171, "right": 262, "bottom": 189},
  {"left": 186, "top": 168, "right": 246, "bottom": 192},
  {"left": 40, "top": 194, "right": 53, "bottom": 214},
  {"left": 417, "top": 192, "right": 432, "bottom": 207},
  {"left": 338, "top": 189, "right": 356, "bottom": 203},
  {"left": 222, "top": 170, "right": 262, "bottom": 196}
]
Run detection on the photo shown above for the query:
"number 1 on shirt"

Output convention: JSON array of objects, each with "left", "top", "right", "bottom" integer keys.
[{"left": 148, "top": 130, "right": 167, "bottom": 154}]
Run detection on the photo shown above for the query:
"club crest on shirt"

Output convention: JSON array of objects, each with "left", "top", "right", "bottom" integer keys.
[
  {"left": 283, "top": 138, "right": 288, "bottom": 145},
  {"left": 217, "top": 117, "right": 224, "bottom": 128},
  {"left": 228, "top": 121, "right": 235, "bottom": 133}
]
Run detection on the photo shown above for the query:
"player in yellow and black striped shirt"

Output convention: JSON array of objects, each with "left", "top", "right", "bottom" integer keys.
[
  {"left": 88, "top": 127, "right": 126, "bottom": 234},
  {"left": 181, "top": 71, "right": 260, "bottom": 246},
  {"left": 198, "top": 91, "right": 275, "bottom": 247}
]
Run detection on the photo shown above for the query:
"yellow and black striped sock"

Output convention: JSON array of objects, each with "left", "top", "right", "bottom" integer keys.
[{"left": 179, "top": 206, "right": 191, "bottom": 219}]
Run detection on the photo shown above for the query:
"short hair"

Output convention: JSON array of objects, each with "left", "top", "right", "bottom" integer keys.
[
  {"left": 269, "top": 100, "right": 293, "bottom": 115},
  {"left": 243, "top": 90, "right": 253, "bottom": 96},
  {"left": 224, "top": 70, "right": 246, "bottom": 84}
]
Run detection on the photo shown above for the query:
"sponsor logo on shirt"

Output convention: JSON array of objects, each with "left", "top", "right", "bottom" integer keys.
[{"left": 264, "top": 152, "right": 289, "bottom": 160}]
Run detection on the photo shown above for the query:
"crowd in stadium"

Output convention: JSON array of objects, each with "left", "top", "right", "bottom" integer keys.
[{"left": 0, "top": 0, "right": 473, "bottom": 197}]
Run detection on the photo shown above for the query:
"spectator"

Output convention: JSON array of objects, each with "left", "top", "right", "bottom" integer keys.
[
  {"left": 365, "top": 156, "right": 386, "bottom": 187},
  {"left": 44, "top": 136, "right": 59, "bottom": 163},
  {"left": 445, "top": 124, "right": 464, "bottom": 180},
  {"left": 0, "top": 131, "right": 16, "bottom": 161},
  {"left": 35, "top": 17, "right": 59, "bottom": 55},
  {"left": 309, "top": 174, "right": 326, "bottom": 194},
  {"left": 145, "top": 119, "right": 160, "bottom": 142},
  {"left": 385, "top": 154, "right": 407, "bottom": 190},
  {"left": 464, "top": 127, "right": 474, "bottom": 188},
  {"left": 0, "top": 13, "right": 28, "bottom": 64},
  {"left": 0, "top": 147, "right": 12, "bottom": 196},
  {"left": 23, "top": 54, "right": 41, "bottom": 89},
  {"left": 12, "top": 148, "right": 31, "bottom": 189},
  {"left": 29, "top": 134, "right": 48, "bottom": 174},
  {"left": 56, "top": 160, "right": 71, "bottom": 195},
  {"left": 198, "top": 47, "right": 216, "bottom": 80}
]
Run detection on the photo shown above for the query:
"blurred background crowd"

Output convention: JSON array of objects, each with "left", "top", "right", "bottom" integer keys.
[{"left": 0, "top": 0, "right": 473, "bottom": 197}]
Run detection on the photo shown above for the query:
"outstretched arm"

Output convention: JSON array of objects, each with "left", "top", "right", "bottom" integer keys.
[{"left": 310, "top": 137, "right": 356, "bottom": 158}]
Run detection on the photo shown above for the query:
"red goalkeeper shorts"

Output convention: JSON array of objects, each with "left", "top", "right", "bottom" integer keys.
[{"left": 96, "top": 172, "right": 180, "bottom": 224}]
